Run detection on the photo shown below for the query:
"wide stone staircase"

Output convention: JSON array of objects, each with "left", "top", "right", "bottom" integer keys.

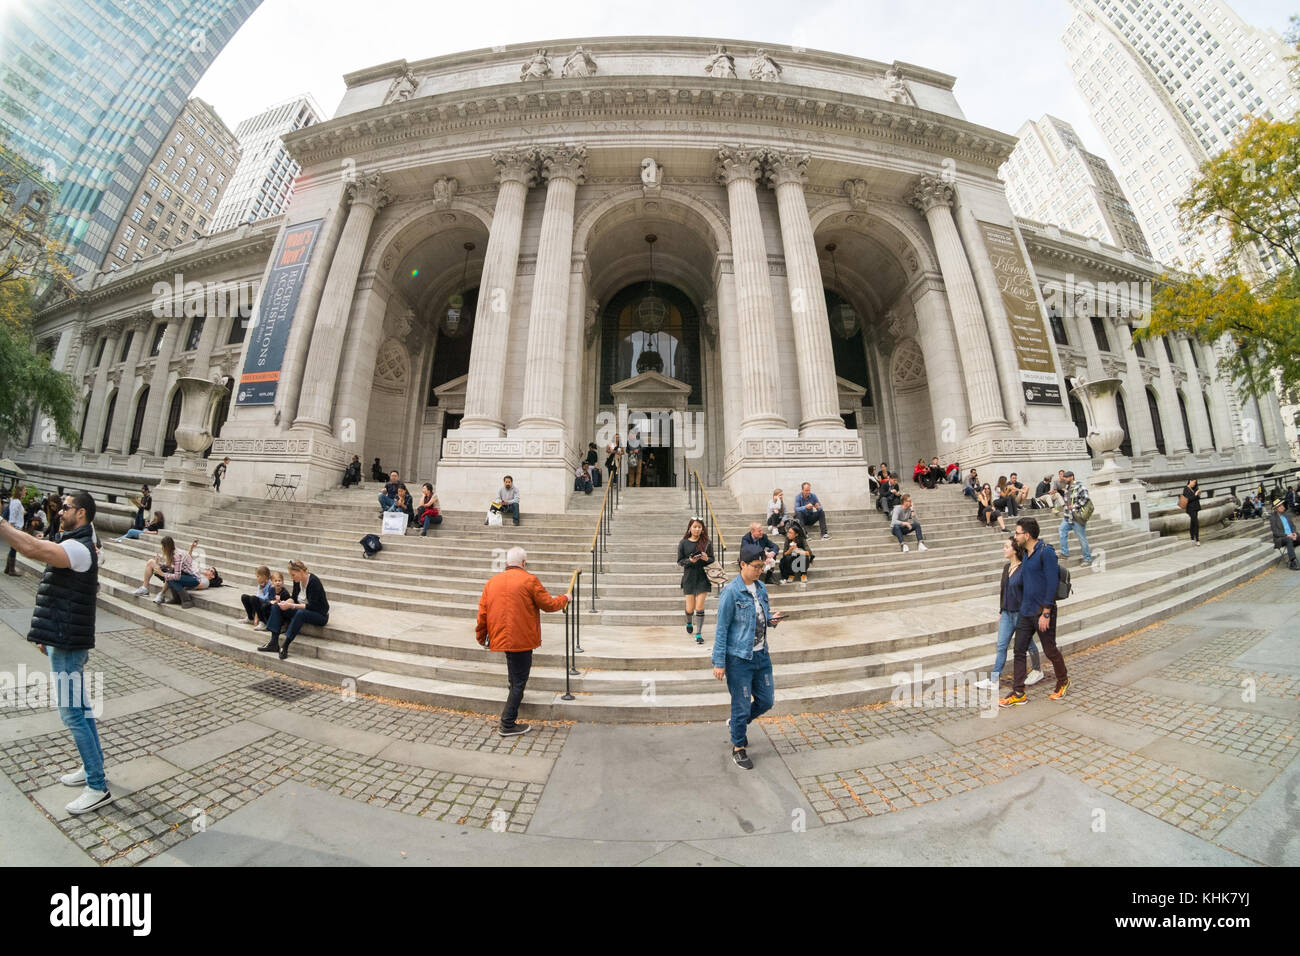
[{"left": 39, "top": 474, "right": 1279, "bottom": 723}]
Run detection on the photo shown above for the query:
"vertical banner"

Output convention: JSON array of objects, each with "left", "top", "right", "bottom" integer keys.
[
  {"left": 235, "top": 219, "right": 323, "bottom": 406},
  {"left": 978, "top": 221, "right": 1062, "bottom": 406}
]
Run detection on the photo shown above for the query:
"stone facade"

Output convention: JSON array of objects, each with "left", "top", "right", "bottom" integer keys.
[{"left": 22, "top": 37, "right": 1294, "bottom": 516}]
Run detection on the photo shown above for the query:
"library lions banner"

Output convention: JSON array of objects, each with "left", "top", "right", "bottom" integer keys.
[
  {"left": 235, "top": 219, "right": 323, "bottom": 407},
  {"left": 978, "top": 221, "right": 1062, "bottom": 406}
]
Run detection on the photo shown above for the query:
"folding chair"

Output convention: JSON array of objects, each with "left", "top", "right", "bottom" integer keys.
[
  {"left": 283, "top": 474, "right": 302, "bottom": 501},
  {"left": 265, "top": 474, "right": 287, "bottom": 500}
]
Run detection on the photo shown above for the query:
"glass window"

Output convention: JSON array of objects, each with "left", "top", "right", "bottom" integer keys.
[
  {"left": 1090, "top": 316, "right": 1112, "bottom": 352},
  {"left": 150, "top": 323, "right": 166, "bottom": 356},
  {"left": 185, "top": 316, "right": 205, "bottom": 351},
  {"left": 599, "top": 282, "right": 701, "bottom": 405}
]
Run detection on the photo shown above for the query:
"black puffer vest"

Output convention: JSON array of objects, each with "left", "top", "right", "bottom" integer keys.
[{"left": 27, "top": 521, "right": 98, "bottom": 651}]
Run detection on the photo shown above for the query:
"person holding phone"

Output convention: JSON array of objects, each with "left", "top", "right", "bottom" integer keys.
[
  {"left": 677, "top": 517, "right": 714, "bottom": 644},
  {"left": 712, "top": 544, "right": 786, "bottom": 770}
]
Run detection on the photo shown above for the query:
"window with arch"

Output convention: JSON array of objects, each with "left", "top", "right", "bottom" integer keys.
[
  {"left": 162, "top": 389, "right": 184, "bottom": 457},
  {"left": 1177, "top": 391, "right": 1195, "bottom": 452},
  {"left": 825, "top": 289, "right": 871, "bottom": 406},
  {"left": 99, "top": 392, "right": 118, "bottom": 454},
  {"left": 1115, "top": 390, "right": 1133, "bottom": 457},
  {"left": 427, "top": 286, "right": 478, "bottom": 405},
  {"left": 129, "top": 387, "right": 149, "bottom": 454},
  {"left": 599, "top": 281, "right": 701, "bottom": 405},
  {"left": 1068, "top": 393, "right": 1089, "bottom": 441},
  {"left": 1146, "top": 387, "right": 1167, "bottom": 455}
]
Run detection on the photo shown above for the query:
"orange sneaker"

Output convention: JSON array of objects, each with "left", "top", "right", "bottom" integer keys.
[
  {"left": 1049, "top": 679, "right": 1071, "bottom": 701},
  {"left": 998, "top": 692, "right": 1027, "bottom": 708}
]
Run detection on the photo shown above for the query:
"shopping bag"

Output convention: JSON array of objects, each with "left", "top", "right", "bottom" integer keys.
[{"left": 381, "top": 511, "right": 409, "bottom": 535}]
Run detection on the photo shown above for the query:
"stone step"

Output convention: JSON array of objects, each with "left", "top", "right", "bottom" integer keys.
[{"left": 73, "top": 539, "right": 1281, "bottom": 722}]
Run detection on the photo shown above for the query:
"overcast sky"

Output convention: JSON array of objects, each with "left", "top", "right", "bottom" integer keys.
[{"left": 192, "top": 0, "right": 1296, "bottom": 168}]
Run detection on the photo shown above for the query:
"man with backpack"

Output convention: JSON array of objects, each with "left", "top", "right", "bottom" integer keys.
[
  {"left": 1057, "top": 470, "right": 1093, "bottom": 566},
  {"left": 1000, "top": 516, "right": 1071, "bottom": 706}
]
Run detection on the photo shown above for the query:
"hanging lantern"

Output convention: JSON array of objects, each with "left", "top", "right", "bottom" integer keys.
[
  {"left": 636, "top": 234, "right": 669, "bottom": 334},
  {"left": 440, "top": 241, "right": 475, "bottom": 338},
  {"left": 824, "top": 242, "right": 860, "bottom": 338}
]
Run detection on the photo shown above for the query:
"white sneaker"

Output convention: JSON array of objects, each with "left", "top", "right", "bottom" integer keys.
[
  {"left": 974, "top": 678, "right": 997, "bottom": 691},
  {"left": 918, "top": 542, "right": 929, "bottom": 551},
  {"left": 1026, "top": 669, "right": 1045, "bottom": 686},
  {"left": 152, "top": 592, "right": 166, "bottom": 604},
  {"left": 60, "top": 766, "right": 86, "bottom": 787},
  {"left": 66, "top": 787, "right": 112, "bottom": 814},
  {"left": 901, "top": 544, "right": 910, "bottom": 552},
  {"left": 131, "top": 585, "right": 148, "bottom": 596}
]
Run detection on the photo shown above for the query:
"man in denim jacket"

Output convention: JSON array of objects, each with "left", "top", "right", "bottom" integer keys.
[{"left": 712, "top": 545, "right": 785, "bottom": 769}]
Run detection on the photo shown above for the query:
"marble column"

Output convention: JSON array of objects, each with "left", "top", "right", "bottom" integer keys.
[
  {"left": 294, "top": 171, "right": 391, "bottom": 433},
  {"left": 1176, "top": 335, "right": 1215, "bottom": 453},
  {"left": 1198, "top": 339, "right": 1236, "bottom": 452},
  {"left": 460, "top": 148, "right": 537, "bottom": 434},
  {"left": 561, "top": 257, "right": 588, "bottom": 452},
  {"left": 1115, "top": 322, "right": 1157, "bottom": 456},
  {"left": 1151, "top": 336, "right": 1190, "bottom": 455},
  {"left": 765, "top": 150, "right": 841, "bottom": 432},
  {"left": 519, "top": 145, "right": 586, "bottom": 431},
  {"left": 910, "top": 277, "right": 971, "bottom": 455},
  {"left": 954, "top": 201, "right": 1029, "bottom": 427},
  {"left": 716, "top": 145, "right": 785, "bottom": 431},
  {"left": 107, "top": 315, "right": 152, "bottom": 453},
  {"left": 81, "top": 320, "right": 124, "bottom": 452},
  {"left": 712, "top": 256, "right": 744, "bottom": 452},
  {"left": 139, "top": 320, "right": 184, "bottom": 457},
  {"left": 910, "top": 175, "right": 1007, "bottom": 433}
]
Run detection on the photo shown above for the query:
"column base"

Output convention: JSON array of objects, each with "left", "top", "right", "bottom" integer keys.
[
  {"left": 1087, "top": 474, "right": 1151, "bottom": 533},
  {"left": 436, "top": 429, "right": 574, "bottom": 514},
  {"left": 722, "top": 432, "right": 870, "bottom": 514},
  {"left": 150, "top": 454, "right": 226, "bottom": 528}
]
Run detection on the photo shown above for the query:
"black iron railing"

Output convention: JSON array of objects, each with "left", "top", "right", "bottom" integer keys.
[
  {"left": 588, "top": 473, "right": 617, "bottom": 611},
  {"left": 686, "top": 468, "right": 726, "bottom": 570},
  {"left": 561, "top": 569, "right": 582, "bottom": 701}
]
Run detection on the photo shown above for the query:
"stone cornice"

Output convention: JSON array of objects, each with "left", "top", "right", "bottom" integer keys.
[
  {"left": 285, "top": 76, "right": 1016, "bottom": 172},
  {"left": 1016, "top": 219, "right": 1169, "bottom": 284},
  {"left": 38, "top": 220, "right": 281, "bottom": 322}
]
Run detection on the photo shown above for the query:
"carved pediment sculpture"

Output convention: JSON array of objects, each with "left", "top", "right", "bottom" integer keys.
[
  {"left": 749, "top": 49, "right": 782, "bottom": 82},
  {"left": 385, "top": 70, "right": 419, "bottom": 104},
  {"left": 430, "top": 175, "right": 458, "bottom": 210},
  {"left": 704, "top": 45, "right": 736, "bottom": 79},
  {"left": 520, "top": 49, "right": 552, "bottom": 81},
  {"left": 884, "top": 66, "right": 911, "bottom": 105},
  {"left": 640, "top": 157, "right": 664, "bottom": 188},
  {"left": 561, "top": 46, "right": 597, "bottom": 78}
]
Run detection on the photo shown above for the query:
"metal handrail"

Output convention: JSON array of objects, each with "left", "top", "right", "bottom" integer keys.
[
  {"left": 692, "top": 470, "right": 726, "bottom": 552},
  {"left": 688, "top": 469, "right": 726, "bottom": 572},
  {"left": 588, "top": 468, "right": 617, "bottom": 610},
  {"left": 561, "top": 568, "right": 582, "bottom": 701}
]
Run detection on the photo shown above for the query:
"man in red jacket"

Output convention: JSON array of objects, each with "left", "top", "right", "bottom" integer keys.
[{"left": 476, "top": 546, "right": 569, "bottom": 737}]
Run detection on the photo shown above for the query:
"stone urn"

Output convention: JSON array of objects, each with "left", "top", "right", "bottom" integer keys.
[
  {"left": 171, "top": 375, "right": 224, "bottom": 456},
  {"left": 1070, "top": 377, "right": 1126, "bottom": 477}
]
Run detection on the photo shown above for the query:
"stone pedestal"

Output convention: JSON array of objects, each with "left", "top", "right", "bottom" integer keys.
[
  {"left": 721, "top": 434, "right": 872, "bottom": 515},
  {"left": 150, "top": 376, "right": 226, "bottom": 525},
  {"left": 434, "top": 434, "right": 571, "bottom": 515},
  {"left": 1072, "top": 377, "right": 1150, "bottom": 532}
]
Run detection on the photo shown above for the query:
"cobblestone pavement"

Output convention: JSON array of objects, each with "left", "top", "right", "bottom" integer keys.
[{"left": 1, "top": 566, "right": 1296, "bottom": 865}]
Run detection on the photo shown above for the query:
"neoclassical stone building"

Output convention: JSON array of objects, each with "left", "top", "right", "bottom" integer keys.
[{"left": 21, "top": 37, "right": 1293, "bottom": 515}]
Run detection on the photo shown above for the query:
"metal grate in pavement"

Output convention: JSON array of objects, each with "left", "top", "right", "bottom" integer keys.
[{"left": 247, "top": 678, "right": 315, "bottom": 703}]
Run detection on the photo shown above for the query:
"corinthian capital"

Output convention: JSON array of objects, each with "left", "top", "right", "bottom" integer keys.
[
  {"left": 492, "top": 147, "right": 540, "bottom": 188},
  {"left": 765, "top": 150, "right": 810, "bottom": 189},
  {"left": 347, "top": 171, "right": 391, "bottom": 210},
  {"left": 539, "top": 144, "right": 588, "bottom": 185},
  {"left": 910, "top": 175, "right": 953, "bottom": 215},
  {"left": 715, "top": 145, "right": 766, "bottom": 186}
]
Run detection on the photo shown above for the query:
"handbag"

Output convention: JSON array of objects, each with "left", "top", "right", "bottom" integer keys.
[
  {"left": 704, "top": 560, "right": 728, "bottom": 586},
  {"left": 1177, "top": 493, "right": 1188, "bottom": 511}
]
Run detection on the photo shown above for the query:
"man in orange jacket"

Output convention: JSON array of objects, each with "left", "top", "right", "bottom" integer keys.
[{"left": 476, "top": 546, "right": 569, "bottom": 737}]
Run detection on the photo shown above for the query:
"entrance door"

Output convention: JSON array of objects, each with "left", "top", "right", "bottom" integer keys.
[{"left": 630, "top": 409, "right": 674, "bottom": 487}]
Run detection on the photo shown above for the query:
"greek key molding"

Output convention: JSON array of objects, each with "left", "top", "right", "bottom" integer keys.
[
  {"left": 723, "top": 436, "right": 864, "bottom": 472},
  {"left": 442, "top": 438, "right": 565, "bottom": 460}
]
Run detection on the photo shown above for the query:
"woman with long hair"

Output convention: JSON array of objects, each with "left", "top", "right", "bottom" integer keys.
[
  {"left": 766, "top": 488, "right": 786, "bottom": 532},
  {"left": 779, "top": 522, "right": 815, "bottom": 586},
  {"left": 415, "top": 483, "right": 442, "bottom": 536},
  {"left": 259, "top": 559, "right": 329, "bottom": 660},
  {"left": 994, "top": 475, "right": 1019, "bottom": 517},
  {"left": 975, "top": 535, "right": 1043, "bottom": 691},
  {"left": 677, "top": 517, "right": 714, "bottom": 645},
  {"left": 1181, "top": 477, "right": 1203, "bottom": 546},
  {"left": 976, "top": 483, "right": 1007, "bottom": 532}
]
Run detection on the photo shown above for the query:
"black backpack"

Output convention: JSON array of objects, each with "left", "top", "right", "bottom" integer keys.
[
  {"left": 360, "top": 533, "right": 383, "bottom": 558},
  {"left": 1056, "top": 562, "right": 1072, "bottom": 601}
]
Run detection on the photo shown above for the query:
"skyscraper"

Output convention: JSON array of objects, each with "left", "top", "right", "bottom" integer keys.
[
  {"left": 1001, "top": 114, "right": 1152, "bottom": 257},
  {"left": 210, "top": 94, "right": 321, "bottom": 234},
  {"left": 0, "top": 0, "right": 262, "bottom": 275},
  {"left": 104, "top": 98, "right": 240, "bottom": 270},
  {"left": 1062, "top": 0, "right": 1298, "bottom": 269}
]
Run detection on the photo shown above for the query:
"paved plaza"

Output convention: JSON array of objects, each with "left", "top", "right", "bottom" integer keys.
[{"left": 0, "top": 565, "right": 1296, "bottom": 867}]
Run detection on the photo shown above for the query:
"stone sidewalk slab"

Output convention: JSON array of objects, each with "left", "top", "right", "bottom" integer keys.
[
  {"left": 0, "top": 768, "right": 95, "bottom": 867},
  {"left": 0, "top": 685, "right": 186, "bottom": 744},
  {"left": 685, "top": 765, "right": 1255, "bottom": 866},
  {"left": 1135, "top": 738, "right": 1279, "bottom": 792},
  {"left": 155, "top": 721, "right": 276, "bottom": 772},
  {"left": 144, "top": 782, "right": 671, "bottom": 866},
  {"left": 930, "top": 697, "right": 1057, "bottom": 747},
  {"left": 1045, "top": 710, "right": 1160, "bottom": 753},
  {"left": 1215, "top": 749, "right": 1300, "bottom": 866},
  {"left": 1232, "top": 630, "right": 1300, "bottom": 677},
  {"left": 528, "top": 723, "right": 817, "bottom": 842}
]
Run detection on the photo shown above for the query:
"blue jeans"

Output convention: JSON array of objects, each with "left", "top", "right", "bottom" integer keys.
[
  {"left": 48, "top": 648, "right": 106, "bottom": 792},
  {"left": 725, "top": 647, "right": 775, "bottom": 748},
  {"left": 501, "top": 501, "right": 520, "bottom": 525},
  {"left": 797, "top": 507, "right": 827, "bottom": 535},
  {"left": 1059, "top": 518, "right": 1092, "bottom": 561},
  {"left": 166, "top": 572, "right": 199, "bottom": 597},
  {"left": 267, "top": 605, "right": 328, "bottom": 650},
  {"left": 891, "top": 521, "right": 923, "bottom": 544},
  {"left": 420, "top": 512, "right": 443, "bottom": 533},
  {"left": 117, "top": 528, "right": 144, "bottom": 540},
  {"left": 990, "top": 610, "right": 1040, "bottom": 680}
]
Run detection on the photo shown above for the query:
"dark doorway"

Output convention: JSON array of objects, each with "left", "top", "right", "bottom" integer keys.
[{"left": 630, "top": 410, "right": 675, "bottom": 487}]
